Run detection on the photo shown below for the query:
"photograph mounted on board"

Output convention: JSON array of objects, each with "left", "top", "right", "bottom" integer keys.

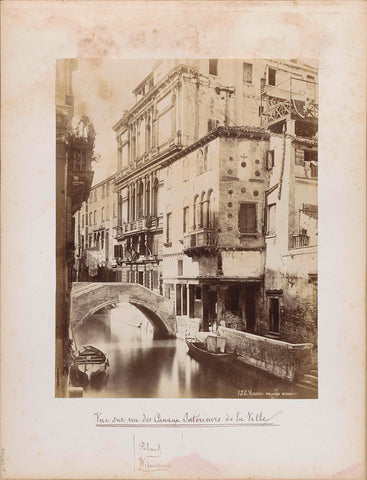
[{"left": 55, "top": 59, "right": 318, "bottom": 399}]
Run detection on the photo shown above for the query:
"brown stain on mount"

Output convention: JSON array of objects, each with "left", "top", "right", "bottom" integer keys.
[{"left": 77, "top": 25, "right": 120, "bottom": 58}]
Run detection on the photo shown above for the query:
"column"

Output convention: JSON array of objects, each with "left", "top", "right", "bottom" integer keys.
[
  {"left": 217, "top": 286, "right": 228, "bottom": 327},
  {"left": 201, "top": 285, "right": 210, "bottom": 331},
  {"left": 189, "top": 284, "right": 195, "bottom": 318},
  {"left": 182, "top": 284, "right": 187, "bottom": 316},
  {"left": 176, "top": 284, "right": 182, "bottom": 316}
]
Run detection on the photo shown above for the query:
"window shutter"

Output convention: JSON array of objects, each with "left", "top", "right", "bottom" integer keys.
[
  {"left": 267, "top": 150, "right": 274, "bottom": 169},
  {"left": 239, "top": 203, "right": 256, "bottom": 233}
]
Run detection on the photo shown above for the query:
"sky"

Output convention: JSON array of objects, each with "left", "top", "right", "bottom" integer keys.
[{"left": 72, "top": 59, "right": 155, "bottom": 185}]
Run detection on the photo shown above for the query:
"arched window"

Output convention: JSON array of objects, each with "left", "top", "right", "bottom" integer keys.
[
  {"left": 193, "top": 194, "right": 199, "bottom": 229},
  {"left": 199, "top": 192, "right": 205, "bottom": 228},
  {"left": 196, "top": 149, "right": 204, "bottom": 175},
  {"left": 131, "top": 131, "right": 136, "bottom": 162},
  {"left": 183, "top": 198, "right": 189, "bottom": 233},
  {"left": 137, "top": 181, "right": 144, "bottom": 218},
  {"left": 203, "top": 146, "right": 209, "bottom": 172},
  {"left": 145, "top": 117, "right": 151, "bottom": 151},
  {"left": 207, "top": 189, "right": 214, "bottom": 228},
  {"left": 145, "top": 180, "right": 151, "bottom": 216},
  {"left": 152, "top": 177, "right": 159, "bottom": 217},
  {"left": 131, "top": 185, "right": 136, "bottom": 220}
]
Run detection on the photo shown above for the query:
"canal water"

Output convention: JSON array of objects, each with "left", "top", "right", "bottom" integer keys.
[{"left": 74, "top": 303, "right": 311, "bottom": 399}]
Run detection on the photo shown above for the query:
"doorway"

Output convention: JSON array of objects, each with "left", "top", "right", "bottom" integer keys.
[
  {"left": 246, "top": 296, "right": 256, "bottom": 333},
  {"left": 269, "top": 297, "right": 280, "bottom": 333}
]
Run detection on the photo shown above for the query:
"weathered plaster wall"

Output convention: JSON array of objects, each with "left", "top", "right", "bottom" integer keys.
[{"left": 218, "top": 326, "right": 313, "bottom": 382}]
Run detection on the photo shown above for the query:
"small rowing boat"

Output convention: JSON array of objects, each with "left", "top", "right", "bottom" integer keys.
[
  {"left": 69, "top": 345, "right": 110, "bottom": 388},
  {"left": 185, "top": 335, "right": 236, "bottom": 364}
]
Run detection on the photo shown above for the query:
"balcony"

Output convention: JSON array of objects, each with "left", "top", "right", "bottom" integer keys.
[
  {"left": 114, "top": 215, "right": 162, "bottom": 239},
  {"left": 261, "top": 77, "right": 318, "bottom": 135},
  {"left": 291, "top": 233, "right": 310, "bottom": 249},
  {"left": 183, "top": 228, "right": 217, "bottom": 257}
]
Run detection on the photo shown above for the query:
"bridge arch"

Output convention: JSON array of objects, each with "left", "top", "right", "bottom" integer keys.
[{"left": 71, "top": 283, "right": 176, "bottom": 337}]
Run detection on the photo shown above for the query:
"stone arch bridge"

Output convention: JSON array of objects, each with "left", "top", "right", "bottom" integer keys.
[{"left": 71, "top": 282, "right": 176, "bottom": 336}]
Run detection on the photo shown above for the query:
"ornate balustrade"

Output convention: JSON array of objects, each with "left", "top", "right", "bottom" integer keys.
[{"left": 114, "top": 215, "right": 161, "bottom": 239}]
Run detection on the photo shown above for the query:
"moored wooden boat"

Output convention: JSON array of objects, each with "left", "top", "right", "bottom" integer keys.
[
  {"left": 185, "top": 336, "right": 236, "bottom": 364},
  {"left": 70, "top": 345, "right": 109, "bottom": 388}
]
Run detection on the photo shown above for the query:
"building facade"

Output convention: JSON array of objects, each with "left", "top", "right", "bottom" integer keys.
[
  {"left": 74, "top": 174, "right": 119, "bottom": 281},
  {"left": 56, "top": 59, "right": 95, "bottom": 397},
  {"left": 112, "top": 59, "right": 318, "bottom": 347}
]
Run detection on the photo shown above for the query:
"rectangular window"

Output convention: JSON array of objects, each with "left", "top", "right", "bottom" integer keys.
[
  {"left": 113, "top": 202, "right": 116, "bottom": 218},
  {"left": 152, "top": 237, "right": 159, "bottom": 256},
  {"left": 89, "top": 212, "right": 93, "bottom": 225},
  {"left": 243, "top": 62, "right": 253, "bottom": 83},
  {"left": 268, "top": 67, "right": 276, "bottom": 86},
  {"left": 239, "top": 203, "right": 257, "bottom": 233},
  {"left": 178, "top": 259, "right": 183, "bottom": 276},
  {"left": 153, "top": 270, "right": 159, "bottom": 289},
  {"left": 102, "top": 185, "right": 105, "bottom": 198},
  {"left": 106, "top": 183, "right": 109, "bottom": 195},
  {"left": 166, "top": 213, "right": 172, "bottom": 244},
  {"left": 101, "top": 207, "right": 105, "bottom": 221},
  {"left": 304, "top": 150, "right": 318, "bottom": 162},
  {"left": 94, "top": 210, "right": 96, "bottom": 224},
  {"left": 295, "top": 149, "right": 305, "bottom": 166},
  {"left": 267, "top": 203, "right": 276, "bottom": 235},
  {"left": 81, "top": 214, "right": 84, "bottom": 228},
  {"left": 209, "top": 59, "right": 218, "bottom": 76},
  {"left": 183, "top": 206, "right": 189, "bottom": 233}
]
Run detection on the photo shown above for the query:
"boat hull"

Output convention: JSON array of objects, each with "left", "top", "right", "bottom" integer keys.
[
  {"left": 70, "top": 345, "right": 109, "bottom": 388},
  {"left": 185, "top": 339, "right": 236, "bottom": 364}
]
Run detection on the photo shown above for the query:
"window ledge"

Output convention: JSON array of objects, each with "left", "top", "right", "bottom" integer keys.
[
  {"left": 163, "top": 242, "right": 172, "bottom": 247},
  {"left": 265, "top": 234, "right": 276, "bottom": 239}
]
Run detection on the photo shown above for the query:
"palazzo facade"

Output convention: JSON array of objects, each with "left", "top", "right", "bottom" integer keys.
[{"left": 110, "top": 59, "right": 318, "bottom": 344}]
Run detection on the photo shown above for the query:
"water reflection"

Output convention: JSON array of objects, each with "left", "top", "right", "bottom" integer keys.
[{"left": 74, "top": 303, "right": 311, "bottom": 398}]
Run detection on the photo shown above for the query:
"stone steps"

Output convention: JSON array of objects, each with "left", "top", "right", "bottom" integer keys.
[{"left": 295, "top": 363, "right": 318, "bottom": 394}]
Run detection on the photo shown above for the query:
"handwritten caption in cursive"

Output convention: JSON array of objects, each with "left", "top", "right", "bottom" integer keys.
[
  {"left": 94, "top": 410, "right": 282, "bottom": 427},
  {"left": 135, "top": 440, "right": 171, "bottom": 472}
]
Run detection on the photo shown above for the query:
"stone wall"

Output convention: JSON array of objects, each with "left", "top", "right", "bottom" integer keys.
[{"left": 218, "top": 326, "right": 313, "bottom": 382}]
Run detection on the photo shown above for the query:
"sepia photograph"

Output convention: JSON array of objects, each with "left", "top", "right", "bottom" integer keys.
[
  {"left": 2, "top": 1, "right": 366, "bottom": 478},
  {"left": 56, "top": 58, "right": 319, "bottom": 399}
]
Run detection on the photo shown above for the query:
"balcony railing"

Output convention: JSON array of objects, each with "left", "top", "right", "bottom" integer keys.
[
  {"left": 114, "top": 215, "right": 161, "bottom": 238},
  {"left": 183, "top": 228, "right": 217, "bottom": 253},
  {"left": 291, "top": 233, "right": 310, "bottom": 249},
  {"left": 261, "top": 77, "right": 319, "bottom": 126}
]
